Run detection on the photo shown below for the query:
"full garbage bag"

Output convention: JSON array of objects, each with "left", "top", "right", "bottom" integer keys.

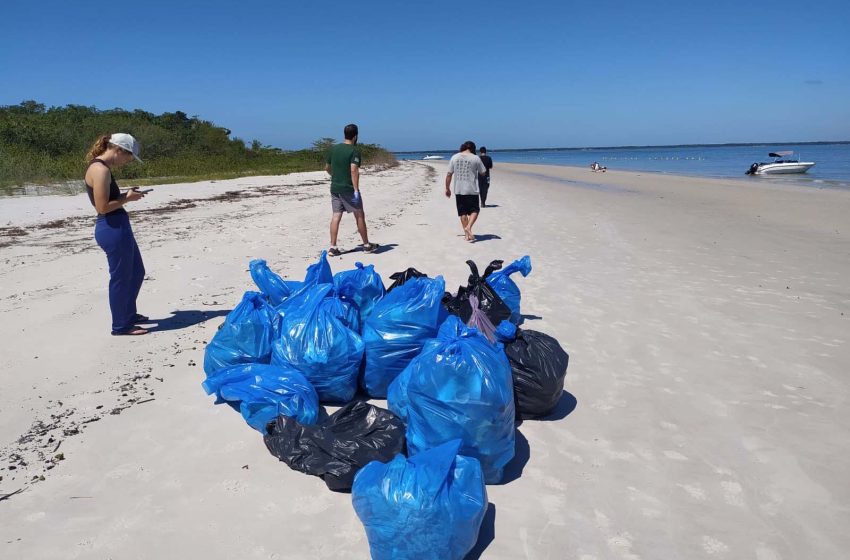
[
  {"left": 201, "top": 363, "right": 319, "bottom": 432},
  {"left": 203, "top": 291, "right": 279, "bottom": 376},
  {"left": 485, "top": 255, "right": 531, "bottom": 324},
  {"left": 271, "top": 283, "right": 364, "bottom": 403},
  {"left": 388, "top": 315, "right": 515, "bottom": 483},
  {"left": 319, "top": 294, "right": 361, "bottom": 334},
  {"left": 443, "top": 260, "right": 512, "bottom": 327},
  {"left": 496, "top": 322, "right": 570, "bottom": 419},
  {"left": 264, "top": 400, "right": 405, "bottom": 491},
  {"left": 352, "top": 439, "right": 488, "bottom": 560},
  {"left": 303, "top": 250, "right": 333, "bottom": 287},
  {"left": 333, "top": 262, "right": 385, "bottom": 325},
  {"left": 361, "top": 276, "right": 446, "bottom": 398},
  {"left": 386, "top": 267, "right": 428, "bottom": 292},
  {"left": 249, "top": 259, "right": 302, "bottom": 306},
  {"left": 467, "top": 294, "right": 497, "bottom": 343}
]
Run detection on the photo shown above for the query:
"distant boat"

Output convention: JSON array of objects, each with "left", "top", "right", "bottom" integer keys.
[
  {"left": 745, "top": 151, "right": 815, "bottom": 175},
  {"left": 422, "top": 155, "right": 444, "bottom": 160}
]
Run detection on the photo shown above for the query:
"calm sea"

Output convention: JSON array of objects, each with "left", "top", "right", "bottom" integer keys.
[{"left": 397, "top": 143, "right": 850, "bottom": 189}]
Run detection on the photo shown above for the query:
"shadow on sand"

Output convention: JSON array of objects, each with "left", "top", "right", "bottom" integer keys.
[
  {"left": 465, "top": 502, "right": 497, "bottom": 559},
  {"left": 498, "top": 428, "right": 531, "bottom": 485},
  {"left": 516, "top": 391, "right": 578, "bottom": 425},
  {"left": 472, "top": 234, "right": 501, "bottom": 243},
  {"left": 537, "top": 390, "right": 578, "bottom": 422},
  {"left": 370, "top": 243, "right": 397, "bottom": 255},
  {"left": 147, "top": 309, "right": 231, "bottom": 332},
  {"left": 519, "top": 313, "right": 543, "bottom": 322},
  {"left": 334, "top": 243, "right": 398, "bottom": 256}
]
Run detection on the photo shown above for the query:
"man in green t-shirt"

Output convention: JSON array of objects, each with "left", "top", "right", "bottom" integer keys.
[{"left": 324, "top": 123, "right": 377, "bottom": 256}]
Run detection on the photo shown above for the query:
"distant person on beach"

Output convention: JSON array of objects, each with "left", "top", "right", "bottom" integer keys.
[
  {"left": 591, "top": 162, "right": 607, "bottom": 172},
  {"left": 478, "top": 146, "right": 494, "bottom": 207},
  {"left": 84, "top": 133, "right": 149, "bottom": 336},
  {"left": 445, "top": 140, "right": 487, "bottom": 242},
  {"left": 325, "top": 123, "right": 377, "bottom": 256}
]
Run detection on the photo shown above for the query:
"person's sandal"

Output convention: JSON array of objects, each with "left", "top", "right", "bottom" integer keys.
[
  {"left": 328, "top": 247, "right": 342, "bottom": 257},
  {"left": 111, "top": 325, "right": 149, "bottom": 336},
  {"left": 361, "top": 243, "right": 379, "bottom": 253}
]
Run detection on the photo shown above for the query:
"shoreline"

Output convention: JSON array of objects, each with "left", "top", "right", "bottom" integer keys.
[{"left": 1, "top": 161, "right": 848, "bottom": 558}]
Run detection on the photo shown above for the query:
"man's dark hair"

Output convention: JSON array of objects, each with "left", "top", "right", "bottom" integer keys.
[
  {"left": 344, "top": 124, "right": 359, "bottom": 140},
  {"left": 460, "top": 140, "right": 476, "bottom": 153},
  {"left": 479, "top": 146, "right": 487, "bottom": 153}
]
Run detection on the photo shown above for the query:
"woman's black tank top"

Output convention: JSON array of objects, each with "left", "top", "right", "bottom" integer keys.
[{"left": 85, "top": 159, "right": 126, "bottom": 216}]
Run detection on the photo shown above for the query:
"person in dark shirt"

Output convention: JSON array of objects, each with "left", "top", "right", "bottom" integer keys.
[
  {"left": 478, "top": 146, "right": 494, "bottom": 207},
  {"left": 324, "top": 123, "right": 377, "bottom": 256}
]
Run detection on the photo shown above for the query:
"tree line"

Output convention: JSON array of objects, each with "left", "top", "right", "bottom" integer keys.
[{"left": 0, "top": 100, "right": 395, "bottom": 187}]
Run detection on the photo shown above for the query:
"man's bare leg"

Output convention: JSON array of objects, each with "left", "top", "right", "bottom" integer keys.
[
  {"left": 459, "top": 215, "right": 470, "bottom": 240},
  {"left": 330, "top": 212, "right": 343, "bottom": 247},
  {"left": 465, "top": 212, "right": 479, "bottom": 240},
  {"left": 354, "top": 210, "right": 370, "bottom": 245}
]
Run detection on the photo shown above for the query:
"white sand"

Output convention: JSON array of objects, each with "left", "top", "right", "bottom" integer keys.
[{"left": 1, "top": 161, "right": 848, "bottom": 559}]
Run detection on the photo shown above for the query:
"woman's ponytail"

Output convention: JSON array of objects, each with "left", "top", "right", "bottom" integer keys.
[{"left": 85, "top": 134, "right": 111, "bottom": 162}]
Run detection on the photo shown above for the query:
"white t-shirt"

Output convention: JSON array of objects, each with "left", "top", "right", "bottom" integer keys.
[{"left": 448, "top": 152, "right": 486, "bottom": 195}]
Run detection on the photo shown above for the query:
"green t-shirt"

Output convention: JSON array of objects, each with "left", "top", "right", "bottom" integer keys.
[{"left": 326, "top": 143, "right": 362, "bottom": 194}]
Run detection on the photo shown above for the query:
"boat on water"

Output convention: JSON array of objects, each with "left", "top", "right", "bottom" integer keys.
[
  {"left": 422, "top": 155, "right": 444, "bottom": 160},
  {"left": 745, "top": 151, "right": 815, "bottom": 175}
]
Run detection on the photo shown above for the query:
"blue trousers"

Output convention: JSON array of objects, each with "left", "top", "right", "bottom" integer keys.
[{"left": 94, "top": 212, "right": 145, "bottom": 333}]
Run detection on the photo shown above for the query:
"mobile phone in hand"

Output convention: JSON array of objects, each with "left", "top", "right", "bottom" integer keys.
[{"left": 135, "top": 188, "right": 153, "bottom": 194}]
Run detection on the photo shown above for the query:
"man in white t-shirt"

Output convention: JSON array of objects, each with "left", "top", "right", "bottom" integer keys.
[{"left": 445, "top": 140, "right": 487, "bottom": 242}]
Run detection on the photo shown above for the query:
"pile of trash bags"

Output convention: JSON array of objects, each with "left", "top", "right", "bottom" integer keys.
[{"left": 201, "top": 253, "right": 569, "bottom": 557}]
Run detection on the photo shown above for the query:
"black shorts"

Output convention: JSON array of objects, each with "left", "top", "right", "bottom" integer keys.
[{"left": 455, "top": 194, "right": 480, "bottom": 216}]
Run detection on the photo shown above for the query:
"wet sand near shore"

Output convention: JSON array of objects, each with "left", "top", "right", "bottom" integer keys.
[{"left": 1, "top": 161, "right": 848, "bottom": 558}]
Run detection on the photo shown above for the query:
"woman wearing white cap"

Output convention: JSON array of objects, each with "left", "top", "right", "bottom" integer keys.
[{"left": 84, "top": 133, "right": 149, "bottom": 335}]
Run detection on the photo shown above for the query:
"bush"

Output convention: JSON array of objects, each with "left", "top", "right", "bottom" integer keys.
[{"left": 0, "top": 100, "right": 397, "bottom": 187}]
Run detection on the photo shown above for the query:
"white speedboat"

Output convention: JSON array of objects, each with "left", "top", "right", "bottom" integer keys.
[
  {"left": 422, "top": 155, "right": 444, "bottom": 160},
  {"left": 746, "top": 151, "right": 815, "bottom": 175}
]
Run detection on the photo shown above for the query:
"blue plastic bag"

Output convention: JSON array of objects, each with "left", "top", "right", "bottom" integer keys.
[
  {"left": 271, "top": 283, "right": 364, "bottom": 403},
  {"left": 388, "top": 315, "right": 515, "bottom": 483},
  {"left": 201, "top": 363, "right": 319, "bottom": 432},
  {"left": 333, "top": 262, "right": 385, "bottom": 325},
  {"left": 361, "top": 276, "right": 446, "bottom": 398},
  {"left": 485, "top": 255, "right": 531, "bottom": 324},
  {"left": 352, "top": 439, "right": 488, "bottom": 560},
  {"left": 303, "top": 250, "right": 333, "bottom": 287},
  {"left": 203, "top": 291, "right": 279, "bottom": 376},
  {"left": 319, "top": 295, "right": 361, "bottom": 334},
  {"left": 249, "top": 259, "right": 302, "bottom": 306}
]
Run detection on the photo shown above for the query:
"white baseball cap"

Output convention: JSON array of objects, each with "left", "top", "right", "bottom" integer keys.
[{"left": 109, "top": 133, "right": 143, "bottom": 163}]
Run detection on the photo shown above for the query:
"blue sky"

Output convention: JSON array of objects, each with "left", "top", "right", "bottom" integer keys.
[{"left": 2, "top": 0, "right": 849, "bottom": 151}]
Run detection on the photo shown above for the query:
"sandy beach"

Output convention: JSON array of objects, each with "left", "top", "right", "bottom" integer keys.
[{"left": 1, "top": 160, "right": 849, "bottom": 559}]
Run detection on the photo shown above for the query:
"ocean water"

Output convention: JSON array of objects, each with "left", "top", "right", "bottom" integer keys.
[{"left": 398, "top": 143, "right": 850, "bottom": 189}]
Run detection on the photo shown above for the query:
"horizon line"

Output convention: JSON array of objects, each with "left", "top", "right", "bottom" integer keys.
[{"left": 392, "top": 140, "right": 850, "bottom": 154}]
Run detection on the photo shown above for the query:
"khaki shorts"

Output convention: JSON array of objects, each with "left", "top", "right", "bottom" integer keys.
[{"left": 331, "top": 191, "right": 363, "bottom": 214}]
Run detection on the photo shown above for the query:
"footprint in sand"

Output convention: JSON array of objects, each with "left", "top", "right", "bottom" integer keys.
[
  {"left": 663, "top": 450, "right": 689, "bottom": 461},
  {"left": 721, "top": 481, "right": 745, "bottom": 507},
  {"left": 701, "top": 535, "right": 729, "bottom": 554},
  {"left": 221, "top": 478, "right": 247, "bottom": 494},
  {"left": 677, "top": 483, "right": 707, "bottom": 501}
]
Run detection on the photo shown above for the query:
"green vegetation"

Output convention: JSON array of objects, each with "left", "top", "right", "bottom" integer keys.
[{"left": 0, "top": 100, "right": 396, "bottom": 188}]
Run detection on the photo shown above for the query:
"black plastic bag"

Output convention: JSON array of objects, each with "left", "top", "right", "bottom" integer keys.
[
  {"left": 264, "top": 400, "right": 406, "bottom": 491},
  {"left": 501, "top": 327, "right": 569, "bottom": 419},
  {"left": 387, "top": 267, "right": 428, "bottom": 292},
  {"left": 443, "top": 260, "right": 512, "bottom": 326}
]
